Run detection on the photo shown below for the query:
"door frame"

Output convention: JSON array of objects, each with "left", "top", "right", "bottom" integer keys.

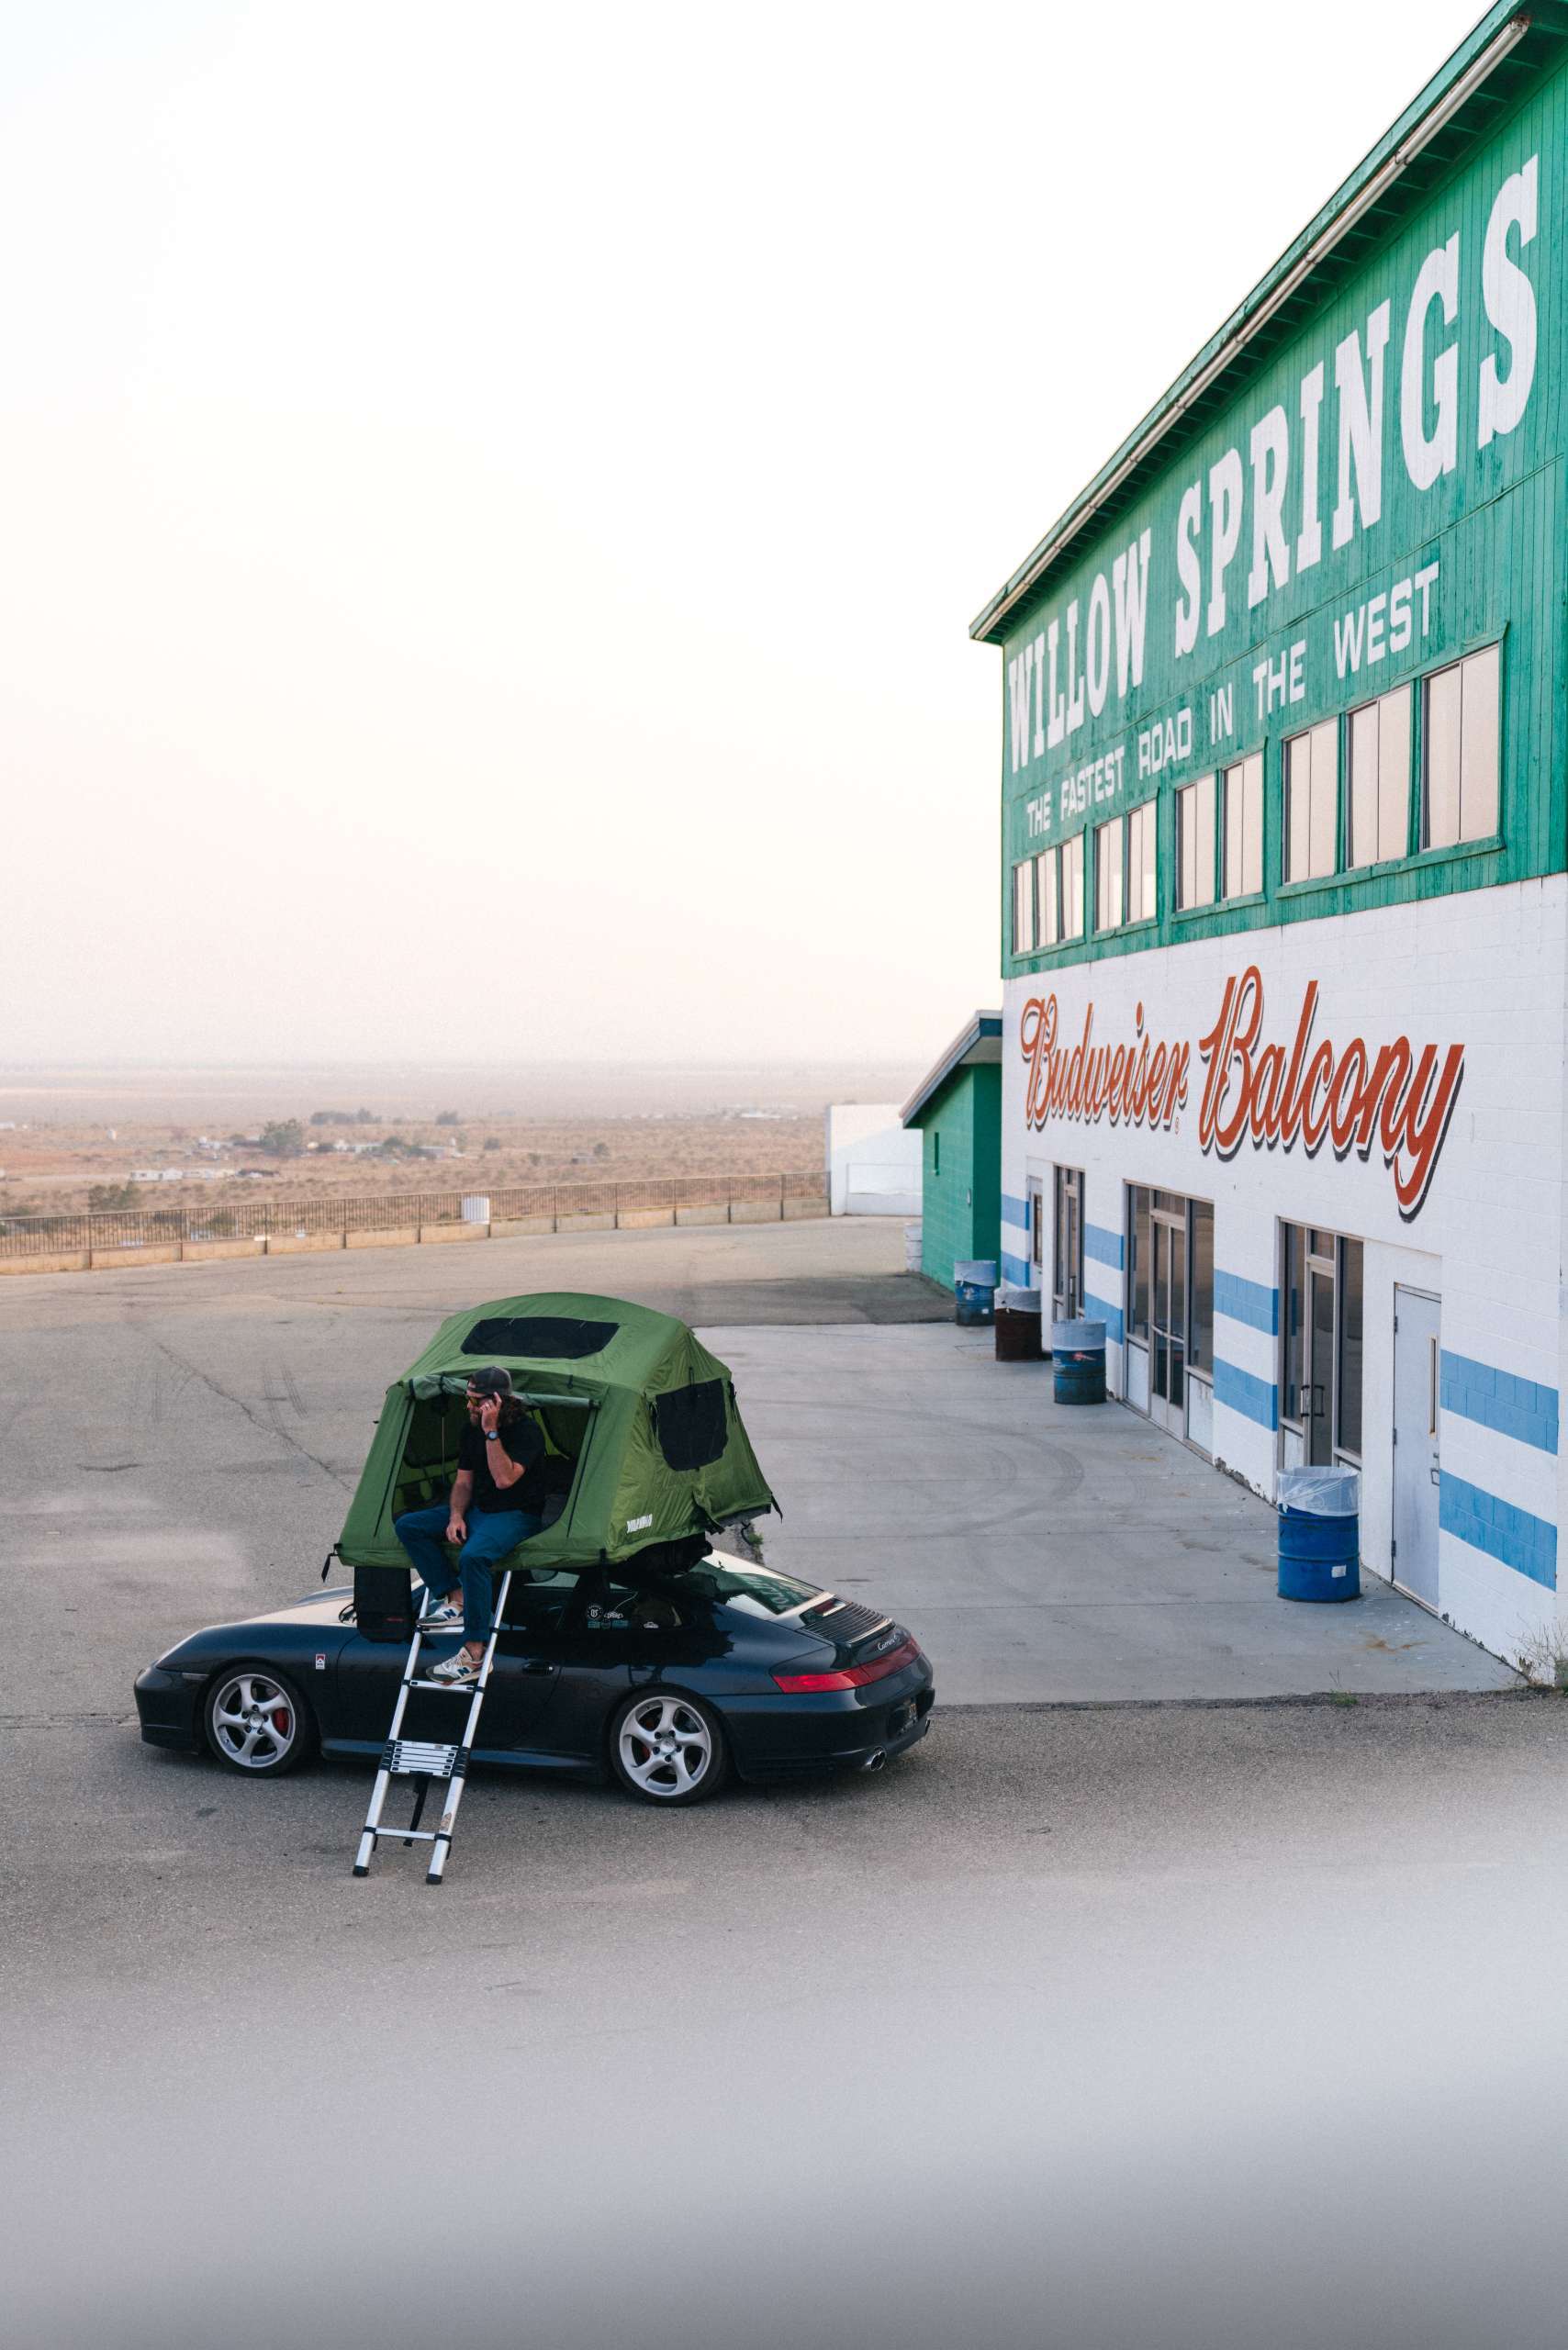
[
  {"left": 1148, "top": 1195, "right": 1188, "bottom": 1437},
  {"left": 1391, "top": 1283, "right": 1442, "bottom": 1611}
]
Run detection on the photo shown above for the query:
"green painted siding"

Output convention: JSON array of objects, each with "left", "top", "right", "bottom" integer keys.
[
  {"left": 997, "top": 39, "right": 1568, "bottom": 979},
  {"left": 912, "top": 1065, "right": 1001, "bottom": 1288}
]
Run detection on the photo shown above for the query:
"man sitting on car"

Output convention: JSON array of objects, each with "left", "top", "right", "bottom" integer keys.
[{"left": 394, "top": 1367, "right": 547, "bottom": 1686}]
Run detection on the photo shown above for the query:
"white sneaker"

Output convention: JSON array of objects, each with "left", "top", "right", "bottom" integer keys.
[
  {"left": 419, "top": 1604, "right": 464, "bottom": 1633},
  {"left": 429, "top": 1650, "right": 479, "bottom": 1685}
]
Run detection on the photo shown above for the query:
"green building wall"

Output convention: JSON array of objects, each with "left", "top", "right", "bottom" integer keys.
[{"left": 912, "top": 1064, "right": 1002, "bottom": 1290}]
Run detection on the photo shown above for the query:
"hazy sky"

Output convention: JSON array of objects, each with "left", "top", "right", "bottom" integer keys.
[{"left": 1, "top": 0, "right": 1484, "bottom": 1066}]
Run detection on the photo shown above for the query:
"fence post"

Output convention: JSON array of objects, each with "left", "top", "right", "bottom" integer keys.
[
  {"left": 614, "top": 1185, "right": 620, "bottom": 1231},
  {"left": 553, "top": 1187, "right": 558, "bottom": 1235},
  {"left": 778, "top": 1173, "right": 785, "bottom": 1221}
]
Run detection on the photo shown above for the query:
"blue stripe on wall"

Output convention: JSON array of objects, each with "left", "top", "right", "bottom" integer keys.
[
  {"left": 1084, "top": 1222, "right": 1124, "bottom": 1270},
  {"left": 1000, "top": 1249, "right": 1031, "bottom": 1287},
  {"left": 1001, "top": 1192, "right": 1030, "bottom": 1232},
  {"left": 1439, "top": 1472, "right": 1557, "bottom": 1590},
  {"left": 1082, "top": 1290, "right": 1125, "bottom": 1346},
  {"left": 1214, "top": 1270, "right": 1279, "bottom": 1337},
  {"left": 1214, "top": 1358, "right": 1279, "bottom": 1430},
  {"left": 1440, "top": 1351, "right": 1559, "bottom": 1456}
]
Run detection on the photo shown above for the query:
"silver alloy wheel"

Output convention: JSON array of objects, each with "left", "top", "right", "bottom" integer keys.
[
  {"left": 617, "top": 1694, "right": 712, "bottom": 1798},
  {"left": 209, "top": 1671, "right": 298, "bottom": 1771}
]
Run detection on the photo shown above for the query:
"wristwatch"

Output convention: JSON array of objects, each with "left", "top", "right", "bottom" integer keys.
[{"left": 485, "top": 1431, "right": 502, "bottom": 1442}]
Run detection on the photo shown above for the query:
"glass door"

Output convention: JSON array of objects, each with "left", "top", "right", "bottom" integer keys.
[
  {"left": 1053, "top": 1168, "right": 1083, "bottom": 1322},
  {"left": 1149, "top": 1194, "right": 1186, "bottom": 1435},
  {"left": 1306, "top": 1244, "right": 1336, "bottom": 1465}
]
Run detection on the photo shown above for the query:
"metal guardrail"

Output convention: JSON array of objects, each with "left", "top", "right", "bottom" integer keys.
[{"left": 0, "top": 1171, "right": 828, "bottom": 1259}]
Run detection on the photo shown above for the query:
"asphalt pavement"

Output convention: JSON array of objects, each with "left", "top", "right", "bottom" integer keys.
[{"left": 4, "top": 1214, "right": 1557, "bottom": 2349}]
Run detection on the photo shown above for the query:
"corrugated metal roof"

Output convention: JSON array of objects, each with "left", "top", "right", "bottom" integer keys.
[
  {"left": 901, "top": 1013, "right": 1003, "bottom": 1126},
  {"left": 970, "top": 0, "right": 1559, "bottom": 645}
]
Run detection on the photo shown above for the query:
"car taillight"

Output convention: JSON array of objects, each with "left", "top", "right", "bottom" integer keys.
[{"left": 771, "top": 1636, "right": 923, "bottom": 1694}]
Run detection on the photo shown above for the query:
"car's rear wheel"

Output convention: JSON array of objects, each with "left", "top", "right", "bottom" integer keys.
[
  {"left": 610, "top": 1689, "right": 729, "bottom": 1806},
  {"left": 205, "top": 1664, "right": 315, "bottom": 1776}
]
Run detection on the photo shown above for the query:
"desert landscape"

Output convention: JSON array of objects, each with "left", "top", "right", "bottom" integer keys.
[{"left": 0, "top": 1060, "right": 919, "bottom": 1227}]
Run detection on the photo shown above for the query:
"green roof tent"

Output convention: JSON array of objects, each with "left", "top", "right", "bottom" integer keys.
[{"left": 335, "top": 1292, "right": 777, "bottom": 1575}]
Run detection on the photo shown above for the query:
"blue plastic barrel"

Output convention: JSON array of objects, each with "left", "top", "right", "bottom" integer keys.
[
  {"left": 1051, "top": 1317, "right": 1106, "bottom": 1404},
  {"left": 1277, "top": 1467, "right": 1361, "bottom": 1601},
  {"left": 955, "top": 1259, "right": 998, "bottom": 1326}
]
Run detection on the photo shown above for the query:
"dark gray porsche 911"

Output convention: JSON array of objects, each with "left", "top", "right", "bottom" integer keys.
[{"left": 133, "top": 1552, "right": 935, "bottom": 1806}]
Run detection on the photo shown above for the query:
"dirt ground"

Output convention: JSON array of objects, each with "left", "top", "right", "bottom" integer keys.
[{"left": 0, "top": 1060, "right": 914, "bottom": 1219}]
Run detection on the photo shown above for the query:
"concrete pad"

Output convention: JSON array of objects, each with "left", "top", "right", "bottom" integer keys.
[
  {"left": 346, "top": 1225, "right": 418, "bottom": 1248},
  {"left": 782, "top": 1194, "right": 829, "bottom": 1219},
  {"left": 0, "top": 1251, "right": 90, "bottom": 1276},
  {"left": 709, "top": 1321, "right": 1519, "bottom": 1705},
  {"left": 180, "top": 1237, "right": 263, "bottom": 1261},
  {"left": 676, "top": 1204, "right": 728, "bottom": 1225},
  {"left": 418, "top": 1221, "right": 485, "bottom": 1244},
  {"left": 729, "top": 1200, "right": 782, "bottom": 1224},
  {"left": 556, "top": 1211, "right": 615, "bottom": 1231},
  {"left": 264, "top": 1232, "right": 345, "bottom": 1255},
  {"left": 615, "top": 1208, "right": 676, "bottom": 1230},
  {"left": 489, "top": 1215, "right": 555, "bottom": 1237}
]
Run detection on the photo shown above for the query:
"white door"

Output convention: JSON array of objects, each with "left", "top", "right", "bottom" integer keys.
[{"left": 1393, "top": 1288, "right": 1441, "bottom": 1606}]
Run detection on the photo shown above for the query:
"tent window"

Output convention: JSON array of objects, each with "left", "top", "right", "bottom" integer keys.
[
  {"left": 651, "top": 1379, "right": 727, "bottom": 1471},
  {"left": 463, "top": 1315, "right": 618, "bottom": 1360}
]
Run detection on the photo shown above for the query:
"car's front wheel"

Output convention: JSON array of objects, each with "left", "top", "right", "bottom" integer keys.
[
  {"left": 205, "top": 1664, "right": 315, "bottom": 1776},
  {"left": 610, "top": 1689, "right": 729, "bottom": 1806}
]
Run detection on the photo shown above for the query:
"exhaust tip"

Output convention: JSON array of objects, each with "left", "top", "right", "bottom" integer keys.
[{"left": 862, "top": 1750, "right": 887, "bottom": 1774}]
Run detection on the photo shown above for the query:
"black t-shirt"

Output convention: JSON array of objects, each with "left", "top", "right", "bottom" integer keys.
[{"left": 459, "top": 1414, "right": 547, "bottom": 1516}]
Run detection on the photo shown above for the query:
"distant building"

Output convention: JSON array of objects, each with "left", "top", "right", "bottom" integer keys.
[{"left": 823, "top": 1104, "right": 922, "bottom": 1218}]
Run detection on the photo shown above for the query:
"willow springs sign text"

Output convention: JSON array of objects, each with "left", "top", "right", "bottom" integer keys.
[{"left": 1018, "top": 968, "right": 1464, "bottom": 1219}]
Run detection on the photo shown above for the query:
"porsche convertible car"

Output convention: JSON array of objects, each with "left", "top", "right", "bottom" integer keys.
[{"left": 133, "top": 1550, "right": 935, "bottom": 1805}]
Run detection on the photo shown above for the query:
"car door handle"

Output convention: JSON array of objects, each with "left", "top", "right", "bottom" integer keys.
[{"left": 521, "top": 1660, "right": 553, "bottom": 1675}]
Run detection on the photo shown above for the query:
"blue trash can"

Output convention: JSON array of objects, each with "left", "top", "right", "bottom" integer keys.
[
  {"left": 955, "top": 1259, "right": 998, "bottom": 1326},
  {"left": 1051, "top": 1317, "right": 1106, "bottom": 1404},
  {"left": 1277, "top": 1467, "right": 1361, "bottom": 1601}
]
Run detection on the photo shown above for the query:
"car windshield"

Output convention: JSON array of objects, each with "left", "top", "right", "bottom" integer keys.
[{"left": 675, "top": 1559, "right": 819, "bottom": 1618}]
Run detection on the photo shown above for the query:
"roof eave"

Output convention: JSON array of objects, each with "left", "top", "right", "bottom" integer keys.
[{"left": 901, "top": 1014, "right": 1003, "bottom": 1125}]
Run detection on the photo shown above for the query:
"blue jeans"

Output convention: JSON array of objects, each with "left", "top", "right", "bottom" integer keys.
[{"left": 394, "top": 1503, "right": 543, "bottom": 1647}]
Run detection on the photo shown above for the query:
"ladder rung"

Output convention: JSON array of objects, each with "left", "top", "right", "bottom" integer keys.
[
  {"left": 365, "top": 1828, "right": 440, "bottom": 1843},
  {"left": 409, "top": 1677, "right": 482, "bottom": 1693},
  {"left": 385, "top": 1739, "right": 466, "bottom": 1777}
]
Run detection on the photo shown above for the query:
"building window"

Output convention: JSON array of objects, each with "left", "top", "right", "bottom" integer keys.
[
  {"left": 1012, "top": 859, "right": 1036, "bottom": 956},
  {"left": 1347, "top": 686, "right": 1411, "bottom": 868},
  {"left": 1422, "top": 643, "right": 1500, "bottom": 849},
  {"left": 1177, "top": 775, "right": 1216, "bottom": 910},
  {"left": 1283, "top": 719, "right": 1338, "bottom": 882},
  {"left": 1036, "top": 848, "right": 1059, "bottom": 946},
  {"left": 1060, "top": 832, "right": 1085, "bottom": 940},
  {"left": 1281, "top": 1225, "right": 1363, "bottom": 1465},
  {"left": 1128, "top": 1186, "right": 1150, "bottom": 1342},
  {"left": 1094, "top": 816, "right": 1124, "bottom": 931},
  {"left": 1221, "top": 753, "right": 1262, "bottom": 899},
  {"left": 1127, "top": 801, "right": 1157, "bottom": 921}
]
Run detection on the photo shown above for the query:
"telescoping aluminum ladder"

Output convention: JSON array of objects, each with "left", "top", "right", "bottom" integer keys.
[{"left": 353, "top": 1570, "right": 514, "bottom": 1886}]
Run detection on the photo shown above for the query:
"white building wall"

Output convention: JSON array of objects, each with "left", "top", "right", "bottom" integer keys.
[
  {"left": 823, "top": 1104, "right": 922, "bottom": 1217},
  {"left": 1001, "top": 878, "right": 1566, "bottom": 1672}
]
